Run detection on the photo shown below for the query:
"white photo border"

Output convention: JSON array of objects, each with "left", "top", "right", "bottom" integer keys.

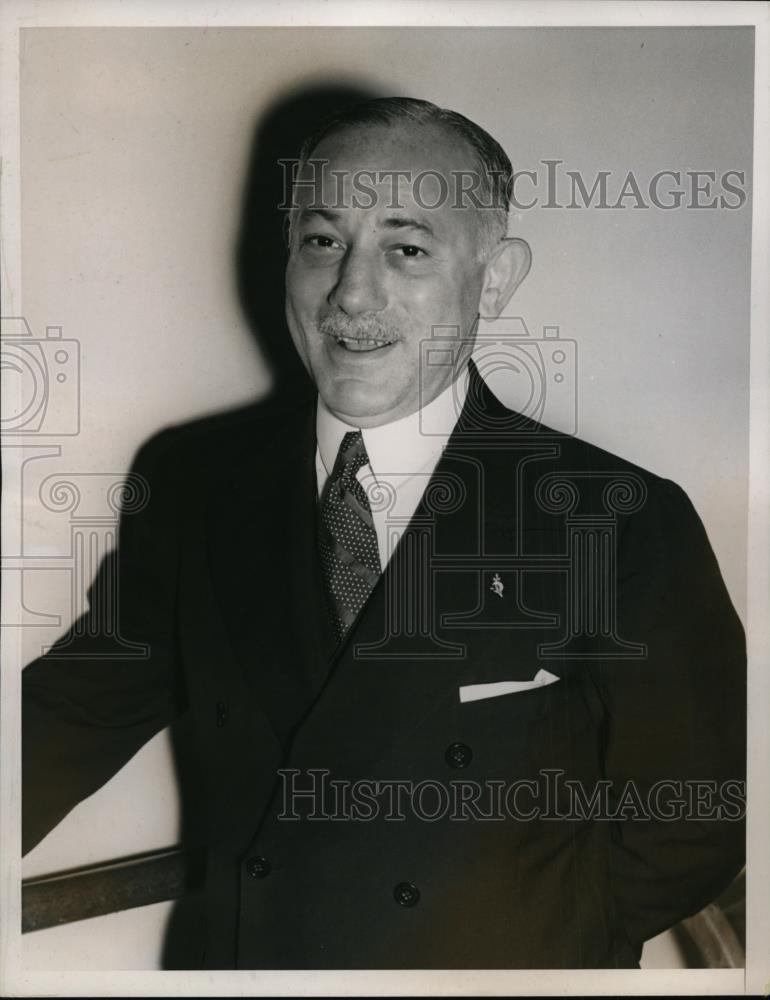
[{"left": 1, "top": 1, "right": 767, "bottom": 996}]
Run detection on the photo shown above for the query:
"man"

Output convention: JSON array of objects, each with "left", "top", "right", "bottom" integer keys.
[{"left": 22, "top": 97, "right": 745, "bottom": 969}]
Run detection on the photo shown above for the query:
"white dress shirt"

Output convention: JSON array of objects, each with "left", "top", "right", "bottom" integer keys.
[{"left": 315, "top": 370, "right": 469, "bottom": 570}]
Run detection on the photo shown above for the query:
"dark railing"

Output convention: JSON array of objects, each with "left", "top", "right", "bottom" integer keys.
[
  {"left": 22, "top": 847, "right": 206, "bottom": 934},
  {"left": 21, "top": 850, "right": 745, "bottom": 968},
  {"left": 676, "top": 870, "right": 745, "bottom": 969}
]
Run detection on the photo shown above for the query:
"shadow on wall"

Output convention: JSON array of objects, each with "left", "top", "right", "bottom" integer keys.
[
  {"left": 160, "top": 80, "right": 382, "bottom": 969},
  {"left": 235, "top": 79, "right": 385, "bottom": 401}
]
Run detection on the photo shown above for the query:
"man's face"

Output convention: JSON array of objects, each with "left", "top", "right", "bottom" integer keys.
[{"left": 285, "top": 122, "right": 490, "bottom": 427}]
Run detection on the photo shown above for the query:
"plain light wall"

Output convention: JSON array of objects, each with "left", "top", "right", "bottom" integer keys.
[{"left": 18, "top": 26, "right": 753, "bottom": 969}]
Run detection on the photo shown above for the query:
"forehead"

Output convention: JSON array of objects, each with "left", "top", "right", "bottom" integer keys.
[
  {"left": 294, "top": 121, "right": 482, "bottom": 230},
  {"left": 312, "top": 121, "right": 478, "bottom": 175}
]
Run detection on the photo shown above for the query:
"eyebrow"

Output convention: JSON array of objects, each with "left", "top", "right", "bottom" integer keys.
[
  {"left": 381, "top": 215, "right": 436, "bottom": 238},
  {"left": 297, "top": 208, "right": 342, "bottom": 224},
  {"left": 296, "top": 208, "right": 437, "bottom": 239}
]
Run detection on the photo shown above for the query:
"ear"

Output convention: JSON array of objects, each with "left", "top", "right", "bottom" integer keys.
[{"left": 479, "top": 237, "right": 532, "bottom": 318}]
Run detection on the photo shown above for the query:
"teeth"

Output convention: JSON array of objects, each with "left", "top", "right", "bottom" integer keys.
[{"left": 335, "top": 336, "right": 392, "bottom": 349}]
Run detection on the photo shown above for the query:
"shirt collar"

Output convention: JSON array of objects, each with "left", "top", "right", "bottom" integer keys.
[{"left": 316, "top": 367, "right": 469, "bottom": 484}]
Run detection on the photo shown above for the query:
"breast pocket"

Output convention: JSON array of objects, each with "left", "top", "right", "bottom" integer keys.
[{"left": 452, "top": 669, "right": 601, "bottom": 785}]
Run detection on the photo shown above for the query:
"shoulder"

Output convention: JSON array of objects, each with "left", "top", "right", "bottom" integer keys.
[
  {"left": 120, "top": 389, "right": 316, "bottom": 524},
  {"left": 536, "top": 425, "right": 687, "bottom": 506},
  {"left": 510, "top": 419, "right": 709, "bottom": 567},
  {"left": 464, "top": 373, "right": 698, "bottom": 546},
  {"left": 128, "top": 389, "right": 315, "bottom": 479},
  {"left": 464, "top": 360, "right": 679, "bottom": 497},
  {"left": 469, "top": 384, "right": 683, "bottom": 504}
]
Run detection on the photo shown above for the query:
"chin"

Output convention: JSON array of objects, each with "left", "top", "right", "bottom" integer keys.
[
  {"left": 323, "top": 382, "right": 404, "bottom": 426},
  {"left": 331, "top": 396, "right": 389, "bottom": 424}
]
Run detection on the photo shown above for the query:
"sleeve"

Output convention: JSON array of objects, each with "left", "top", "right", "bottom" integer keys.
[
  {"left": 590, "top": 477, "right": 746, "bottom": 949},
  {"left": 22, "top": 431, "right": 189, "bottom": 855}
]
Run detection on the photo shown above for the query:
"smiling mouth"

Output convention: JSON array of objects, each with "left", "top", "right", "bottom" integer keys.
[{"left": 332, "top": 335, "right": 395, "bottom": 353}]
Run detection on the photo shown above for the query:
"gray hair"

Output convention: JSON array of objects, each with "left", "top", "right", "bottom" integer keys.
[{"left": 289, "top": 96, "right": 511, "bottom": 259}]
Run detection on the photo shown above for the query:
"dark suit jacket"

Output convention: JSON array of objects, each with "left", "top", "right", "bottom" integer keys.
[{"left": 23, "top": 362, "right": 746, "bottom": 969}]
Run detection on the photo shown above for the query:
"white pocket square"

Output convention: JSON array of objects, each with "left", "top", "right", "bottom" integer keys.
[{"left": 459, "top": 669, "right": 560, "bottom": 704}]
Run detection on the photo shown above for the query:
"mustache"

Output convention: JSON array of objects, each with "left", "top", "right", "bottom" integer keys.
[{"left": 318, "top": 313, "right": 400, "bottom": 344}]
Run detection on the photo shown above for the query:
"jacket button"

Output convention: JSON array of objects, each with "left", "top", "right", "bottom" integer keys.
[
  {"left": 245, "top": 855, "right": 271, "bottom": 878},
  {"left": 445, "top": 742, "right": 472, "bottom": 768},
  {"left": 393, "top": 881, "right": 420, "bottom": 907}
]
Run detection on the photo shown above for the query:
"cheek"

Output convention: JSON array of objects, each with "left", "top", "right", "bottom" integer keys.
[
  {"left": 396, "top": 278, "right": 481, "bottom": 342},
  {"left": 287, "top": 260, "right": 330, "bottom": 314},
  {"left": 451, "top": 264, "right": 485, "bottom": 308}
]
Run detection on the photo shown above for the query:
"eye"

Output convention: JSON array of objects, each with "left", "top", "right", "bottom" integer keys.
[
  {"left": 395, "top": 244, "right": 427, "bottom": 258},
  {"left": 302, "top": 234, "right": 343, "bottom": 251}
]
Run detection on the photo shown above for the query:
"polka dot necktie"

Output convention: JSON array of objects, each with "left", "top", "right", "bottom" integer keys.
[{"left": 318, "top": 430, "right": 382, "bottom": 642}]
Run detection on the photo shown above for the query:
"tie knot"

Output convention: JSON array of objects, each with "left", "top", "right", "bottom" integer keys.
[{"left": 333, "top": 430, "right": 370, "bottom": 484}]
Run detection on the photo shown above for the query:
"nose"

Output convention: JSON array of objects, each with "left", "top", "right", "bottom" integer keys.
[{"left": 328, "top": 246, "right": 387, "bottom": 316}]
